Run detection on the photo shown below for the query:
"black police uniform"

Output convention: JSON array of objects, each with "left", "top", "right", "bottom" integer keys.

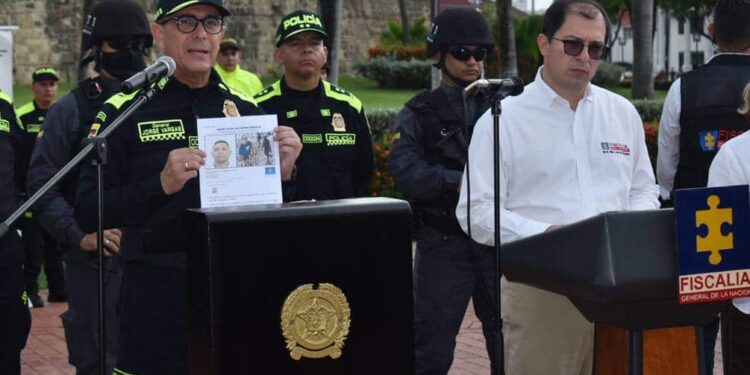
[
  {"left": 16, "top": 100, "right": 66, "bottom": 304},
  {"left": 389, "top": 84, "right": 497, "bottom": 375},
  {"left": 0, "top": 92, "right": 32, "bottom": 375},
  {"left": 27, "top": 77, "right": 124, "bottom": 374},
  {"left": 255, "top": 79, "right": 374, "bottom": 200},
  {"left": 75, "top": 71, "right": 265, "bottom": 375}
]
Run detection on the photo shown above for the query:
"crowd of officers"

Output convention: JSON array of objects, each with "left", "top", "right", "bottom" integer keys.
[{"left": 1, "top": 0, "right": 750, "bottom": 374}]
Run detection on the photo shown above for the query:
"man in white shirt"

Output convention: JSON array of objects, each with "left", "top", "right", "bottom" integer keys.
[
  {"left": 456, "top": 1, "right": 659, "bottom": 374},
  {"left": 707, "top": 82, "right": 750, "bottom": 375},
  {"left": 656, "top": 2, "right": 750, "bottom": 370}
]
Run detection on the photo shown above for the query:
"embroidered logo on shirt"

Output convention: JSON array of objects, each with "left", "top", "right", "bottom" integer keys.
[
  {"left": 137, "top": 120, "right": 186, "bottom": 142},
  {"left": 332, "top": 113, "right": 346, "bottom": 132},
  {"left": 96, "top": 111, "right": 107, "bottom": 123},
  {"left": 26, "top": 124, "right": 41, "bottom": 133},
  {"left": 287, "top": 110, "right": 298, "bottom": 119},
  {"left": 189, "top": 136, "right": 199, "bottom": 149},
  {"left": 600, "top": 142, "right": 630, "bottom": 156},
  {"left": 223, "top": 100, "right": 240, "bottom": 117},
  {"left": 0, "top": 119, "right": 9, "bottom": 133},
  {"left": 302, "top": 133, "right": 323, "bottom": 144},
  {"left": 699, "top": 131, "right": 719, "bottom": 151},
  {"left": 320, "top": 108, "right": 331, "bottom": 117},
  {"left": 326, "top": 133, "right": 355, "bottom": 146}
]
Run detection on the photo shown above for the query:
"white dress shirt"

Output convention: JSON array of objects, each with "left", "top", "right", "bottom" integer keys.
[
  {"left": 457, "top": 68, "right": 660, "bottom": 246},
  {"left": 707, "top": 132, "right": 750, "bottom": 314}
]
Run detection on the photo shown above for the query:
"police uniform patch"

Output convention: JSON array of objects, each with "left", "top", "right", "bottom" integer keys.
[
  {"left": 189, "top": 136, "right": 199, "bottom": 149},
  {"left": 96, "top": 111, "right": 107, "bottom": 123},
  {"left": 331, "top": 113, "right": 346, "bottom": 132},
  {"left": 326, "top": 133, "right": 355, "bottom": 146},
  {"left": 0, "top": 118, "right": 9, "bottom": 133},
  {"left": 137, "top": 120, "right": 186, "bottom": 142},
  {"left": 223, "top": 100, "right": 240, "bottom": 117},
  {"left": 302, "top": 133, "right": 323, "bottom": 144},
  {"left": 281, "top": 283, "right": 351, "bottom": 360},
  {"left": 88, "top": 123, "right": 101, "bottom": 138}
]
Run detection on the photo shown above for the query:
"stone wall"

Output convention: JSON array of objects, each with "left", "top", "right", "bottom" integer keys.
[{"left": 2, "top": 0, "right": 430, "bottom": 85}]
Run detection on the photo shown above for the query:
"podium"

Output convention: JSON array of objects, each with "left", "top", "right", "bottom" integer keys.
[
  {"left": 502, "top": 209, "right": 727, "bottom": 375},
  {"left": 183, "top": 198, "right": 415, "bottom": 374}
]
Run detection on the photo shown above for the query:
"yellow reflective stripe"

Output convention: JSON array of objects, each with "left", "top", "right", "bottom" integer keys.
[
  {"left": 218, "top": 82, "right": 257, "bottom": 105},
  {"left": 16, "top": 101, "right": 35, "bottom": 118},
  {"left": 113, "top": 368, "right": 135, "bottom": 375},
  {"left": 253, "top": 80, "right": 282, "bottom": 103},
  {"left": 105, "top": 90, "right": 140, "bottom": 111},
  {"left": 323, "top": 81, "right": 362, "bottom": 113},
  {"left": 0, "top": 91, "right": 11, "bottom": 104}
]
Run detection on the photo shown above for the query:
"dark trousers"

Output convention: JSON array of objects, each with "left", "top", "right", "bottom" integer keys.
[
  {"left": 0, "top": 231, "right": 31, "bottom": 375},
  {"left": 115, "top": 263, "right": 186, "bottom": 375},
  {"left": 414, "top": 227, "right": 498, "bottom": 375},
  {"left": 721, "top": 303, "right": 750, "bottom": 375},
  {"left": 20, "top": 215, "right": 65, "bottom": 297},
  {"left": 61, "top": 249, "right": 122, "bottom": 375}
]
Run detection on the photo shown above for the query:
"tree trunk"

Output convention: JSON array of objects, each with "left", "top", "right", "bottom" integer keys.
[
  {"left": 398, "top": 0, "right": 411, "bottom": 43},
  {"left": 497, "top": 0, "right": 518, "bottom": 77},
  {"left": 77, "top": 0, "right": 96, "bottom": 82},
  {"left": 631, "top": 0, "right": 654, "bottom": 99},
  {"left": 318, "top": 0, "right": 343, "bottom": 84}
]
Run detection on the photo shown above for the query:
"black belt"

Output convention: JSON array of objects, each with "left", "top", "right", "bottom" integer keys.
[{"left": 420, "top": 213, "right": 466, "bottom": 236}]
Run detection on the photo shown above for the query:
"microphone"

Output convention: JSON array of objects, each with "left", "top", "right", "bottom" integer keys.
[
  {"left": 463, "top": 75, "right": 524, "bottom": 98},
  {"left": 121, "top": 56, "right": 176, "bottom": 94}
]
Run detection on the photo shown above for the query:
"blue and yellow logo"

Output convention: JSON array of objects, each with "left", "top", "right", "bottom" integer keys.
[
  {"left": 676, "top": 185, "right": 750, "bottom": 272},
  {"left": 699, "top": 130, "right": 719, "bottom": 151}
]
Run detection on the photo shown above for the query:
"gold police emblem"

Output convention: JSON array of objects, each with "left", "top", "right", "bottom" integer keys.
[
  {"left": 281, "top": 283, "right": 351, "bottom": 360},
  {"left": 223, "top": 99, "right": 240, "bottom": 117},
  {"left": 331, "top": 113, "right": 346, "bottom": 132}
]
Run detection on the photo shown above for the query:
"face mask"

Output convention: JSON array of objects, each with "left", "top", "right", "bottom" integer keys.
[{"left": 96, "top": 49, "right": 147, "bottom": 81}]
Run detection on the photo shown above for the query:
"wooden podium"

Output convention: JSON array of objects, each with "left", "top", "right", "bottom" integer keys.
[
  {"left": 183, "top": 198, "right": 415, "bottom": 374},
  {"left": 502, "top": 209, "right": 727, "bottom": 375}
]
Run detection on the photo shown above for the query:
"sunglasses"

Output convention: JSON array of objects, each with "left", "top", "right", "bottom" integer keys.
[
  {"left": 551, "top": 37, "right": 608, "bottom": 60},
  {"left": 447, "top": 47, "right": 488, "bottom": 62},
  {"left": 107, "top": 36, "right": 149, "bottom": 52}
]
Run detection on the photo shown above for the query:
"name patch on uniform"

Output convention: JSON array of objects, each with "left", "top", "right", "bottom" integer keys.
[
  {"left": 320, "top": 108, "right": 331, "bottom": 117},
  {"left": 137, "top": 119, "right": 186, "bottom": 142},
  {"left": 26, "top": 124, "right": 41, "bottom": 133},
  {"left": 0, "top": 118, "right": 9, "bottom": 133},
  {"left": 600, "top": 142, "right": 630, "bottom": 156},
  {"left": 189, "top": 136, "right": 199, "bottom": 149},
  {"left": 326, "top": 133, "right": 356, "bottom": 146},
  {"left": 286, "top": 110, "right": 298, "bottom": 119},
  {"left": 302, "top": 133, "right": 323, "bottom": 144}
]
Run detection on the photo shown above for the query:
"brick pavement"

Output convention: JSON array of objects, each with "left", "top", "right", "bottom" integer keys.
[{"left": 21, "top": 292, "right": 724, "bottom": 375}]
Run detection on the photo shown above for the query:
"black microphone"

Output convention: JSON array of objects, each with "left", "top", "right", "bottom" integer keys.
[
  {"left": 463, "top": 75, "right": 524, "bottom": 98},
  {"left": 121, "top": 56, "right": 176, "bottom": 94}
]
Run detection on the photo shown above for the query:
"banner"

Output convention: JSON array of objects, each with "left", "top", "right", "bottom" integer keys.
[
  {"left": 675, "top": 185, "right": 750, "bottom": 304},
  {"left": 0, "top": 27, "right": 18, "bottom": 100}
]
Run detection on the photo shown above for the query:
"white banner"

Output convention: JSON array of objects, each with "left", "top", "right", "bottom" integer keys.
[{"left": 0, "top": 27, "right": 18, "bottom": 100}]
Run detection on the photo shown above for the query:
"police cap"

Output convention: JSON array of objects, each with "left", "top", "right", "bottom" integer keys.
[
  {"left": 220, "top": 37, "right": 240, "bottom": 52},
  {"left": 156, "top": 0, "right": 230, "bottom": 22},
  {"left": 32, "top": 67, "right": 59, "bottom": 83},
  {"left": 81, "top": 0, "right": 153, "bottom": 52},
  {"left": 275, "top": 10, "right": 328, "bottom": 47},
  {"left": 426, "top": 8, "right": 494, "bottom": 57}
]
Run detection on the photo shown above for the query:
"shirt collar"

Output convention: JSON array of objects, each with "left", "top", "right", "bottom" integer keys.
[
  {"left": 708, "top": 51, "right": 750, "bottom": 63},
  {"left": 533, "top": 66, "right": 594, "bottom": 108}
]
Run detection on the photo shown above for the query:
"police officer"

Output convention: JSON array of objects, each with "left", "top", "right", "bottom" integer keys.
[
  {"left": 26, "top": 1, "right": 151, "bottom": 373},
  {"left": 73, "top": 0, "right": 301, "bottom": 373},
  {"left": 657, "top": 1, "right": 750, "bottom": 372},
  {"left": 215, "top": 37, "right": 264, "bottom": 97},
  {"left": 0, "top": 92, "right": 32, "bottom": 375},
  {"left": 255, "top": 10, "right": 374, "bottom": 200},
  {"left": 16, "top": 67, "right": 66, "bottom": 308},
  {"left": 388, "top": 8, "right": 498, "bottom": 375}
]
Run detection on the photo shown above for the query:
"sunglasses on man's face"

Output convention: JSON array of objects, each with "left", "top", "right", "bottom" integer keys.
[
  {"left": 550, "top": 37, "right": 608, "bottom": 60},
  {"left": 447, "top": 47, "right": 488, "bottom": 62}
]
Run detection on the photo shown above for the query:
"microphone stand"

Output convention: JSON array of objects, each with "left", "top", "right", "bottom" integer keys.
[{"left": 0, "top": 86, "right": 156, "bottom": 375}]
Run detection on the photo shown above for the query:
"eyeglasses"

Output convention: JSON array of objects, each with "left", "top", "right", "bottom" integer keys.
[
  {"left": 161, "top": 15, "right": 224, "bottom": 35},
  {"left": 550, "top": 37, "right": 608, "bottom": 60},
  {"left": 447, "top": 47, "right": 488, "bottom": 62}
]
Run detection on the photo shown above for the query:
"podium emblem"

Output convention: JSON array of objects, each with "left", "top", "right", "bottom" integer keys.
[
  {"left": 281, "top": 283, "right": 351, "bottom": 360},
  {"left": 696, "top": 195, "right": 734, "bottom": 265}
]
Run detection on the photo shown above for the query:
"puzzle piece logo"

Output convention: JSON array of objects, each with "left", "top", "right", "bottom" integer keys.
[
  {"left": 699, "top": 130, "right": 719, "bottom": 151},
  {"left": 696, "top": 195, "right": 734, "bottom": 265}
]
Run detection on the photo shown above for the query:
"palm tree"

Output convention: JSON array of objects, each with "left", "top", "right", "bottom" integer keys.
[
  {"left": 631, "top": 0, "right": 654, "bottom": 99},
  {"left": 398, "top": 0, "right": 411, "bottom": 43}
]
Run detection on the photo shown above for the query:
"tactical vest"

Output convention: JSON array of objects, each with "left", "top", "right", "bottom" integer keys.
[
  {"left": 405, "top": 87, "right": 469, "bottom": 234},
  {"left": 676, "top": 54, "right": 750, "bottom": 190}
]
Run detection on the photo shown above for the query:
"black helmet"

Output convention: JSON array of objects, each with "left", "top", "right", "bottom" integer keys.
[
  {"left": 81, "top": 0, "right": 153, "bottom": 53},
  {"left": 426, "top": 8, "right": 494, "bottom": 57}
]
